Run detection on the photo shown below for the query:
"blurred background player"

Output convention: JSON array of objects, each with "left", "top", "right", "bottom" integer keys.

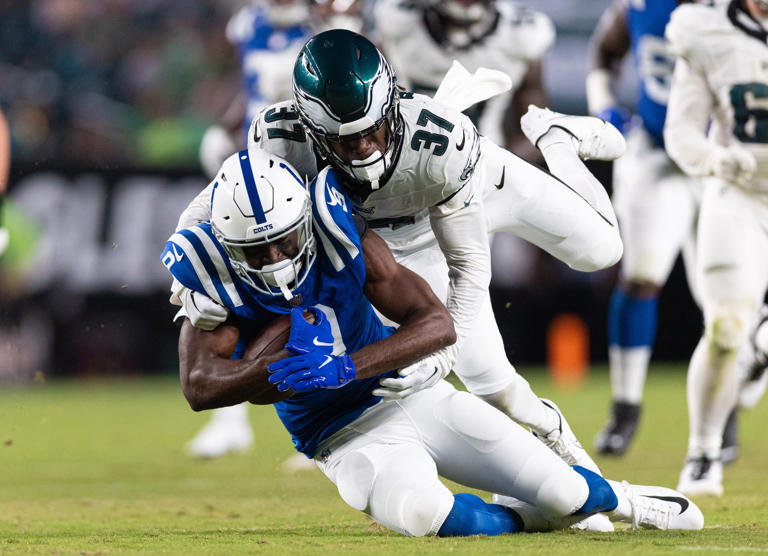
[
  {"left": 189, "top": 0, "right": 365, "bottom": 459},
  {"left": 375, "top": 0, "right": 553, "bottom": 161},
  {"left": 664, "top": 0, "right": 768, "bottom": 496},
  {"left": 0, "top": 107, "right": 10, "bottom": 256},
  {"left": 586, "top": 0, "right": 703, "bottom": 458}
]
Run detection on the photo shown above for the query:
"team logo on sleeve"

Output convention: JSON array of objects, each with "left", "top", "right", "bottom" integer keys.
[{"left": 326, "top": 185, "right": 348, "bottom": 212}]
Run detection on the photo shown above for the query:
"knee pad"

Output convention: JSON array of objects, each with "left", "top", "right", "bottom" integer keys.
[
  {"left": 338, "top": 444, "right": 452, "bottom": 537},
  {"left": 335, "top": 450, "right": 376, "bottom": 511},
  {"left": 535, "top": 466, "right": 589, "bottom": 518},
  {"left": 707, "top": 303, "right": 751, "bottom": 352}
]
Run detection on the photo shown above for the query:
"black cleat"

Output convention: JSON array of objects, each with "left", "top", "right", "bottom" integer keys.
[
  {"left": 721, "top": 408, "right": 739, "bottom": 466},
  {"left": 594, "top": 401, "right": 641, "bottom": 456}
]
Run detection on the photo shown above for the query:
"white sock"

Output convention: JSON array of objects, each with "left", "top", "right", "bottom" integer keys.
[
  {"left": 210, "top": 402, "right": 249, "bottom": 426},
  {"left": 687, "top": 337, "right": 741, "bottom": 458},
  {"left": 609, "top": 345, "right": 652, "bottom": 404},
  {"left": 478, "top": 376, "right": 560, "bottom": 435}
]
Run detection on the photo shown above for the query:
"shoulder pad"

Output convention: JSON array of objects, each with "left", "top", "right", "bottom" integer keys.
[
  {"left": 310, "top": 168, "right": 364, "bottom": 274},
  {"left": 161, "top": 224, "right": 245, "bottom": 309},
  {"left": 665, "top": 4, "right": 718, "bottom": 61},
  {"left": 248, "top": 100, "right": 318, "bottom": 182}
]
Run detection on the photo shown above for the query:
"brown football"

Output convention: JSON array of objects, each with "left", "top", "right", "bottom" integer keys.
[
  {"left": 243, "top": 310, "right": 316, "bottom": 361},
  {"left": 244, "top": 310, "right": 316, "bottom": 404}
]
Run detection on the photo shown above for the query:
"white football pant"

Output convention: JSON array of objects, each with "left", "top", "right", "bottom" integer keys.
[
  {"left": 315, "top": 380, "right": 590, "bottom": 536},
  {"left": 687, "top": 179, "right": 768, "bottom": 458}
]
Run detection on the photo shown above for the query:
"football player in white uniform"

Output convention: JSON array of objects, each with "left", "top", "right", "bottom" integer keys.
[
  {"left": 178, "top": 31, "right": 624, "bottom": 517},
  {"left": 585, "top": 0, "right": 704, "bottom": 458},
  {"left": 374, "top": 0, "right": 553, "bottom": 160},
  {"left": 664, "top": 0, "right": 768, "bottom": 496}
]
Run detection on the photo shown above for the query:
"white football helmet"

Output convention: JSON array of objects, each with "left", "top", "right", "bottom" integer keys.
[{"left": 210, "top": 148, "right": 315, "bottom": 300}]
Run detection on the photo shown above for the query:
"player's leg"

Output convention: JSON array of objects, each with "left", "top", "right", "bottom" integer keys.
[
  {"left": 405, "top": 381, "right": 702, "bottom": 531},
  {"left": 186, "top": 403, "right": 253, "bottom": 458},
  {"left": 314, "top": 392, "right": 521, "bottom": 537},
  {"left": 393, "top": 244, "right": 600, "bottom": 475},
  {"left": 679, "top": 183, "right": 768, "bottom": 496},
  {"left": 480, "top": 114, "right": 623, "bottom": 274},
  {"left": 738, "top": 302, "right": 768, "bottom": 409},
  {"left": 597, "top": 136, "right": 699, "bottom": 455}
]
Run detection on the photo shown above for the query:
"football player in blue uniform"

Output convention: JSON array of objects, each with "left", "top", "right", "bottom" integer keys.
[{"left": 163, "top": 147, "right": 703, "bottom": 536}]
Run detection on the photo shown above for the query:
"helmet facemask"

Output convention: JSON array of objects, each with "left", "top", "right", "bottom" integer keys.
[{"left": 215, "top": 199, "right": 315, "bottom": 301}]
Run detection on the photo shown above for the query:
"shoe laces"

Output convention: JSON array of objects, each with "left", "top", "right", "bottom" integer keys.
[{"left": 623, "top": 481, "right": 671, "bottom": 530}]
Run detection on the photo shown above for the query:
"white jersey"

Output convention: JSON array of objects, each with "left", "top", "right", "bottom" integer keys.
[
  {"left": 665, "top": 1, "right": 768, "bottom": 186},
  {"left": 376, "top": 0, "right": 553, "bottom": 91},
  {"left": 375, "top": 0, "right": 554, "bottom": 143},
  {"left": 247, "top": 94, "right": 482, "bottom": 253}
]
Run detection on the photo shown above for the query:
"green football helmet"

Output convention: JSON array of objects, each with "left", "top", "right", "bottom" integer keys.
[{"left": 292, "top": 29, "right": 403, "bottom": 191}]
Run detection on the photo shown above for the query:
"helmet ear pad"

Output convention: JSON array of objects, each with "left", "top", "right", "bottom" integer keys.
[{"left": 210, "top": 149, "right": 316, "bottom": 300}]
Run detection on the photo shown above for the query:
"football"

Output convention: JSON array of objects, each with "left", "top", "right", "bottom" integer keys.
[{"left": 243, "top": 310, "right": 317, "bottom": 360}]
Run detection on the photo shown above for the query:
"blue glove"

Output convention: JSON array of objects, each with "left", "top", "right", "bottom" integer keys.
[
  {"left": 595, "top": 106, "right": 631, "bottom": 136},
  {"left": 284, "top": 306, "right": 334, "bottom": 356},
  {"left": 267, "top": 352, "right": 356, "bottom": 393}
]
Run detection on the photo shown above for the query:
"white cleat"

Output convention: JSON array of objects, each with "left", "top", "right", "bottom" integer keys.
[
  {"left": 186, "top": 412, "right": 254, "bottom": 459},
  {"left": 614, "top": 482, "right": 704, "bottom": 530},
  {"left": 521, "top": 105, "right": 627, "bottom": 161},
  {"left": 677, "top": 457, "right": 724, "bottom": 497},
  {"left": 535, "top": 399, "right": 603, "bottom": 476}
]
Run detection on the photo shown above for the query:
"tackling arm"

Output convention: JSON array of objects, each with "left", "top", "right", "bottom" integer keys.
[
  {"left": 349, "top": 230, "right": 457, "bottom": 379},
  {"left": 178, "top": 319, "right": 292, "bottom": 410}
]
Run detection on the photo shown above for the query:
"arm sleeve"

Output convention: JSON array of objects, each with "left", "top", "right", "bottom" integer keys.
[
  {"left": 176, "top": 182, "right": 214, "bottom": 231},
  {"left": 428, "top": 180, "right": 491, "bottom": 348},
  {"left": 663, "top": 57, "right": 715, "bottom": 177}
]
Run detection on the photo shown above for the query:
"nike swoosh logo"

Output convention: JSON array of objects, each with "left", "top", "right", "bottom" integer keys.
[
  {"left": 456, "top": 131, "right": 466, "bottom": 151},
  {"left": 464, "top": 193, "right": 475, "bottom": 207},
  {"left": 643, "top": 495, "right": 689, "bottom": 513},
  {"left": 313, "top": 337, "right": 334, "bottom": 347},
  {"left": 494, "top": 167, "right": 505, "bottom": 190},
  {"left": 319, "top": 355, "right": 333, "bottom": 369}
]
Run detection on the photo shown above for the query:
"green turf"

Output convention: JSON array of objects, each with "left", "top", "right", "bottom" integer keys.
[{"left": 1, "top": 366, "right": 767, "bottom": 554}]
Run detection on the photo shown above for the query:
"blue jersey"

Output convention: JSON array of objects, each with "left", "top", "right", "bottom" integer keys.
[
  {"left": 162, "top": 168, "right": 396, "bottom": 457},
  {"left": 626, "top": 0, "right": 678, "bottom": 146},
  {"left": 226, "top": 7, "right": 311, "bottom": 141}
]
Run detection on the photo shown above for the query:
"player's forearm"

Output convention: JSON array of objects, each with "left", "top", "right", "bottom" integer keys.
[
  {"left": 349, "top": 309, "right": 456, "bottom": 380},
  {"left": 430, "top": 200, "right": 493, "bottom": 347},
  {"left": 176, "top": 182, "right": 214, "bottom": 231},
  {"left": 663, "top": 59, "right": 715, "bottom": 177},
  {"left": 181, "top": 353, "right": 289, "bottom": 410}
]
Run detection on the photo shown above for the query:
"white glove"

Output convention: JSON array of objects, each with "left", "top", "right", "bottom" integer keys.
[
  {"left": 199, "top": 125, "right": 237, "bottom": 180},
  {"left": 372, "top": 345, "right": 457, "bottom": 400},
  {"left": 180, "top": 288, "right": 229, "bottom": 331},
  {"left": 709, "top": 145, "right": 757, "bottom": 187}
]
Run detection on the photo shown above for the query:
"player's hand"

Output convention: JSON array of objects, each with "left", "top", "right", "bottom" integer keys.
[
  {"left": 284, "top": 306, "right": 334, "bottom": 356},
  {"left": 595, "top": 106, "right": 631, "bottom": 136},
  {"left": 182, "top": 289, "right": 229, "bottom": 331},
  {"left": 372, "top": 347, "right": 455, "bottom": 400},
  {"left": 267, "top": 353, "right": 356, "bottom": 392},
  {"left": 710, "top": 145, "right": 757, "bottom": 187}
]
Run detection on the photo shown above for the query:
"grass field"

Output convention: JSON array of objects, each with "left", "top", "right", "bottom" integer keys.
[{"left": 2, "top": 365, "right": 767, "bottom": 554}]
